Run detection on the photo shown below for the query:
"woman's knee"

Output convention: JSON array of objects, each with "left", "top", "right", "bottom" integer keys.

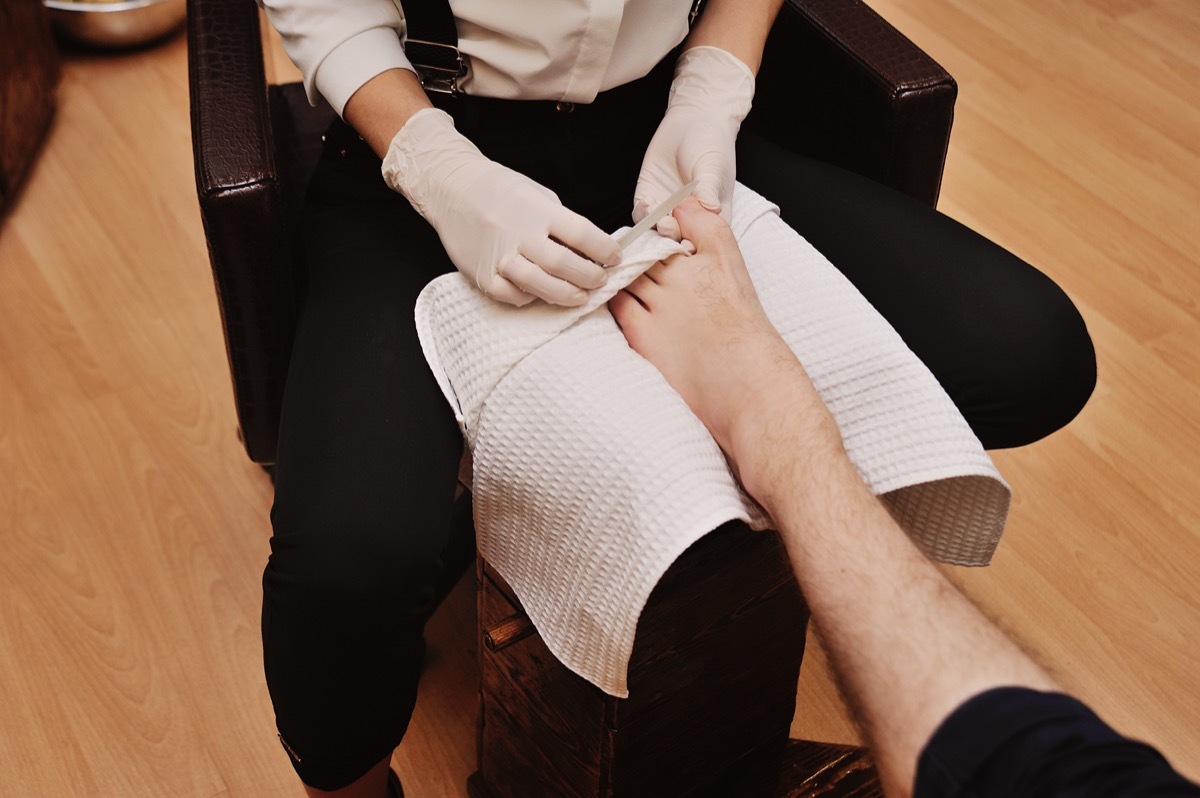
[
  {"left": 963, "top": 277, "right": 1097, "bottom": 449},
  {"left": 265, "top": 495, "right": 451, "bottom": 627}
]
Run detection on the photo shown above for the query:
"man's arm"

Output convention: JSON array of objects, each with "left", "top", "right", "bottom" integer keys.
[{"left": 609, "top": 200, "right": 1059, "bottom": 797}]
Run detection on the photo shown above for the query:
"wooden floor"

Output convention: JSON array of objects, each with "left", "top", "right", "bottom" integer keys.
[{"left": 2, "top": 1, "right": 1197, "bottom": 795}]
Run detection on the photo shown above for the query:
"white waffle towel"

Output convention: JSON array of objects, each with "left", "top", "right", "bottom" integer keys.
[{"left": 415, "top": 184, "right": 1010, "bottom": 696}]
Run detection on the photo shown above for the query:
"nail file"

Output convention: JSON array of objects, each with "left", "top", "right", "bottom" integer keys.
[{"left": 617, "top": 180, "right": 699, "bottom": 251}]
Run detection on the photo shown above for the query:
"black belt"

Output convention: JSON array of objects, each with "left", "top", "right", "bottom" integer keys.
[
  {"left": 403, "top": 0, "right": 708, "bottom": 96},
  {"left": 426, "top": 49, "right": 677, "bottom": 131}
]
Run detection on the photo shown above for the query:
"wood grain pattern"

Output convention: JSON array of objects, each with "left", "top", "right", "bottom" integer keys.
[{"left": 2, "top": 1, "right": 1198, "bottom": 794}]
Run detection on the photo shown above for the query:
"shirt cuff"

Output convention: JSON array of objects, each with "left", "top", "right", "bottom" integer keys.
[{"left": 312, "top": 26, "right": 416, "bottom": 117}]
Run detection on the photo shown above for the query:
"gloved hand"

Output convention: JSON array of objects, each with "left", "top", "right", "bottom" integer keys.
[
  {"left": 633, "top": 46, "right": 755, "bottom": 240},
  {"left": 383, "top": 108, "right": 622, "bottom": 306}
]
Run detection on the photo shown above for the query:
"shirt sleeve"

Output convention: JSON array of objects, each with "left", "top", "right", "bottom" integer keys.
[
  {"left": 259, "top": 0, "right": 416, "bottom": 116},
  {"left": 914, "top": 687, "right": 1200, "bottom": 798}
]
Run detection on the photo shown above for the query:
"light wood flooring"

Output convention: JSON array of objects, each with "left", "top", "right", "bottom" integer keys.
[{"left": 1, "top": 1, "right": 1197, "bottom": 794}]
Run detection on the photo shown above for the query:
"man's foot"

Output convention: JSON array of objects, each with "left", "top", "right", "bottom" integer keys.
[{"left": 610, "top": 200, "right": 815, "bottom": 470}]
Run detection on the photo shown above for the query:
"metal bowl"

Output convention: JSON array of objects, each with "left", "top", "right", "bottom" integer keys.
[{"left": 43, "top": 0, "right": 187, "bottom": 49}]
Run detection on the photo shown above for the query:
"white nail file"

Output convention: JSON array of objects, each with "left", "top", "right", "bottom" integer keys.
[{"left": 617, "top": 180, "right": 698, "bottom": 250}]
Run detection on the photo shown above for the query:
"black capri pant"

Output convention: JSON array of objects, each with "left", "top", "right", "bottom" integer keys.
[{"left": 263, "top": 60, "right": 1096, "bottom": 790}]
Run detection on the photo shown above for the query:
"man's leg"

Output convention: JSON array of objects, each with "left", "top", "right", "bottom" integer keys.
[{"left": 611, "top": 200, "right": 1059, "bottom": 796}]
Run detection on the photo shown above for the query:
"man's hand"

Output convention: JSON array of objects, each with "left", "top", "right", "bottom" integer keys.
[
  {"left": 632, "top": 47, "right": 755, "bottom": 239},
  {"left": 383, "top": 109, "right": 622, "bottom": 307}
]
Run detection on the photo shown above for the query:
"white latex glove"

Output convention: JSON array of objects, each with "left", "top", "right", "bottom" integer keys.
[
  {"left": 633, "top": 46, "right": 755, "bottom": 240},
  {"left": 383, "top": 108, "right": 622, "bottom": 306}
]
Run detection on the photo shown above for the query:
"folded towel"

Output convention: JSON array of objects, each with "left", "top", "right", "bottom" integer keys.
[{"left": 415, "top": 184, "right": 1010, "bottom": 696}]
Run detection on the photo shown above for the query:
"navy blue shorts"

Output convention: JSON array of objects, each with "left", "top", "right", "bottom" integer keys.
[{"left": 916, "top": 687, "right": 1199, "bottom": 797}]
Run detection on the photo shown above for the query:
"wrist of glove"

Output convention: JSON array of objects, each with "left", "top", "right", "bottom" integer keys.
[
  {"left": 382, "top": 108, "right": 621, "bottom": 306},
  {"left": 634, "top": 46, "right": 755, "bottom": 237}
]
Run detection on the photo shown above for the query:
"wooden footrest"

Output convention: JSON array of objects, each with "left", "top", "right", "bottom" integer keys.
[
  {"left": 468, "top": 521, "right": 885, "bottom": 796},
  {"left": 776, "top": 740, "right": 882, "bottom": 797}
]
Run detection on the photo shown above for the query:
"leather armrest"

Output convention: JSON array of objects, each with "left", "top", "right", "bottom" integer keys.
[
  {"left": 748, "top": 0, "right": 957, "bottom": 207},
  {"left": 187, "top": 0, "right": 295, "bottom": 464}
]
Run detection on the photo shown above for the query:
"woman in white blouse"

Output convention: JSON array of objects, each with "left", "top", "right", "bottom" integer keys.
[{"left": 258, "top": 1, "right": 1096, "bottom": 795}]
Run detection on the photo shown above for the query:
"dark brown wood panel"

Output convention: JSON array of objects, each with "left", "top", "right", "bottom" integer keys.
[
  {"left": 475, "top": 523, "right": 815, "bottom": 797},
  {"left": 477, "top": 565, "right": 608, "bottom": 797}
]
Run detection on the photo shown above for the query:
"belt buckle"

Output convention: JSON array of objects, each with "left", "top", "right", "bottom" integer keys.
[{"left": 407, "top": 39, "right": 468, "bottom": 96}]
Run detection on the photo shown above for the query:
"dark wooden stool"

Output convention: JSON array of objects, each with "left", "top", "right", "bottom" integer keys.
[{"left": 470, "top": 522, "right": 882, "bottom": 797}]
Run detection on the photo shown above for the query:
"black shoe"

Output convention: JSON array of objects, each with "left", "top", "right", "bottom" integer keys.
[{"left": 386, "top": 768, "right": 404, "bottom": 798}]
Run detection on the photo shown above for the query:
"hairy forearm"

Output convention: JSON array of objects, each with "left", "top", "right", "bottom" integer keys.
[
  {"left": 684, "top": 0, "right": 784, "bottom": 73},
  {"left": 737, "top": 377, "right": 1058, "bottom": 797},
  {"left": 342, "top": 68, "right": 433, "bottom": 159}
]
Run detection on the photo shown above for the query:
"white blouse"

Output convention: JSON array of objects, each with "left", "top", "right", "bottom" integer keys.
[{"left": 261, "top": 0, "right": 697, "bottom": 115}]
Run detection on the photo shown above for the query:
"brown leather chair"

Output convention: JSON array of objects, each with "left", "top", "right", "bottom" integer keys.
[
  {"left": 187, "top": 2, "right": 956, "bottom": 794},
  {"left": 187, "top": 0, "right": 955, "bottom": 468}
]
